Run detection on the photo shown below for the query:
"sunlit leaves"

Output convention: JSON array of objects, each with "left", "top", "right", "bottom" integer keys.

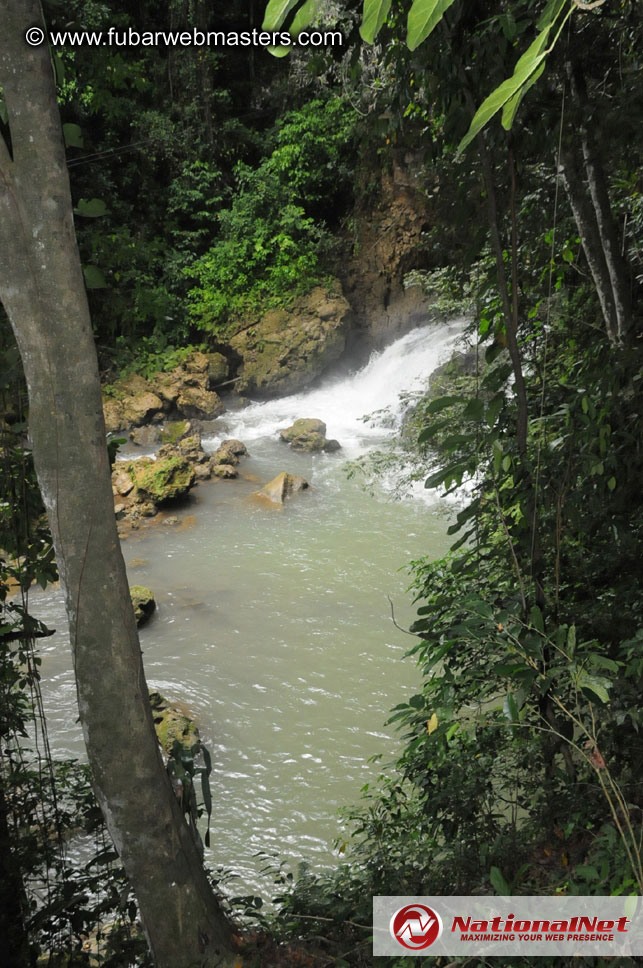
[
  {"left": 407, "top": 0, "right": 458, "bottom": 51},
  {"left": 360, "top": 0, "right": 393, "bottom": 43},
  {"left": 262, "top": 0, "right": 301, "bottom": 30},
  {"left": 458, "top": 1, "right": 573, "bottom": 152}
]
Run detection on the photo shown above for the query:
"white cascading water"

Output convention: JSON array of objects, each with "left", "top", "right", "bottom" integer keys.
[{"left": 206, "top": 318, "right": 466, "bottom": 457}]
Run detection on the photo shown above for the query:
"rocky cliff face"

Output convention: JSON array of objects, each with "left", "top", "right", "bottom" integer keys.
[
  {"left": 340, "top": 151, "right": 434, "bottom": 351},
  {"left": 228, "top": 283, "right": 351, "bottom": 397}
]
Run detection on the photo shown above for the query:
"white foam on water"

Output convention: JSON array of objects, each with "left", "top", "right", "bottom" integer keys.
[{"left": 205, "top": 318, "right": 466, "bottom": 459}]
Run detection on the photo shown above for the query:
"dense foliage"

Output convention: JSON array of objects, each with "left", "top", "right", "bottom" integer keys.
[{"left": 1, "top": 0, "right": 641, "bottom": 965}]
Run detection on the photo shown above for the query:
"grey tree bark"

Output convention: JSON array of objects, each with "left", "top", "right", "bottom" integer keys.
[
  {"left": 0, "top": 3, "right": 237, "bottom": 965},
  {"left": 560, "top": 59, "right": 633, "bottom": 346}
]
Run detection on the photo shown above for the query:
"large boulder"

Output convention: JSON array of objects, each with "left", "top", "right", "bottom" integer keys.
[
  {"left": 279, "top": 418, "right": 341, "bottom": 454},
  {"left": 102, "top": 350, "right": 227, "bottom": 431},
  {"left": 229, "top": 283, "right": 351, "bottom": 397},
  {"left": 160, "top": 434, "right": 210, "bottom": 465},
  {"left": 127, "top": 455, "right": 196, "bottom": 503},
  {"left": 130, "top": 585, "right": 156, "bottom": 626},
  {"left": 212, "top": 463, "right": 238, "bottom": 479},
  {"left": 121, "top": 391, "right": 164, "bottom": 427},
  {"left": 279, "top": 418, "right": 327, "bottom": 452},
  {"left": 280, "top": 418, "right": 326, "bottom": 441},
  {"left": 256, "top": 472, "right": 309, "bottom": 505},
  {"left": 176, "top": 386, "right": 224, "bottom": 420}
]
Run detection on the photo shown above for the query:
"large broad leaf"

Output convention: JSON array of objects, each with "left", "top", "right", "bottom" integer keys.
[
  {"left": 407, "top": 0, "right": 458, "bottom": 51},
  {"left": 537, "top": 0, "right": 568, "bottom": 31},
  {"left": 262, "top": 0, "right": 301, "bottom": 30},
  {"left": 458, "top": 3, "right": 572, "bottom": 151},
  {"left": 490, "top": 866, "right": 511, "bottom": 896},
  {"left": 63, "top": 123, "right": 83, "bottom": 148},
  {"left": 266, "top": 0, "right": 318, "bottom": 56},
  {"left": 502, "top": 0, "right": 566, "bottom": 130},
  {"left": 83, "top": 265, "right": 107, "bottom": 289},
  {"left": 501, "top": 60, "right": 546, "bottom": 130},
  {"left": 290, "top": 0, "right": 320, "bottom": 35},
  {"left": 360, "top": 0, "right": 393, "bottom": 43}
]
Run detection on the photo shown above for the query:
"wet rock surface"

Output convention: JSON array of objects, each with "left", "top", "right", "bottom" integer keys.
[
  {"left": 279, "top": 418, "right": 341, "bottom": 454},
  {"left": 255, "top": 471, "right": 310, "bottom": 505}
]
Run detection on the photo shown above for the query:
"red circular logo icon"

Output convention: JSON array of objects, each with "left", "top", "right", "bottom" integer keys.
[{"left": 390, "top": 903, "right": 443, "bottom": 950}]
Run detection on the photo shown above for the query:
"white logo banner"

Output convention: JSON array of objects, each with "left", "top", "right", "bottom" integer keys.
[{"left": 373, "top": 895, "right": 643, "bottom": 957}]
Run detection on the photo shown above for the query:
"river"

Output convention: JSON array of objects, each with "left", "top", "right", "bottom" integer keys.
[{"left": 30, "top": 319, "right": 463, "bottom": 897}]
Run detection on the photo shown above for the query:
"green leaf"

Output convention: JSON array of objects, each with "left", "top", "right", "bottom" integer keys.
[
  {"left": 266, "top": 44, "right": 292, "bottom": 57},
  {"left": 425, "top": 394, "right": 463, "bottom": 414},
  {"left": 536, "top": 0, "right": 568, "bottom": 31},
  {"left": 503, "top": 692, "right": 519, "bottom": 723},
  {"left": 529, "top": 605, "right": 544, "bottom": 634},
  {"left": 579, "top": 674, "right": 610, "bottom": 705},
  {"left": 458, "top": 30, "right": 552, "bottom": 152},
  {"left": 501, "top": 59, "right": 546, "bottom": 130},
  {"left": 486, "top": 394, "right": 505, "bottom": 427},
  {"left": 489, "top": 865, "right": 511, "bottom": 895},
  {"left": 463, "top": 397, "right": 484, "bottom": 421},
  {"left": 567, "top": 624, "right": 576, "bottom": 656},
  {"left": 360, "top": 0, "right": 393, "bottom": 43},
  {"left": 458, "top": 1, "right": 572, "bottom": 153},
  {"left": 290, "top": 0, "right": 320, "bottom": 35},
  {"left": 262, "top": 0, "right": 300, "bottom": 30},
  {"left": 407, "top": 0, "right": 458, "bottom": 51},
  {"left": 0, "top": 89, "right": 7, "bottom": 126},
  {"left": 607, "top": 476, "right": 616, "bottom": 491},
  {"left": 74, "top": 198, "right": 109, "bottom": 218},
  {"left": 53, "top": 52, "right": 65, "bottom": 87},
  {"left": 83, "top": 265, "right": 107, "bottom": 289},
  {"left": 63, "top": 123, "right": 83, "bottom": 148}
]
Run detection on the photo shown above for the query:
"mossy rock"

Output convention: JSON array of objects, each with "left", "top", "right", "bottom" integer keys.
[
  {"left": 149, "top": 691, "right": 199, "bottom": 754},
  {"left": 130, "top": 585, "right": 156, "bottom": 626},
  {"left": 159, "top": 420, "right": 191, "bottom": 445},
  {"left": 205, "top": 352, "right": 229, "bottom": 386},
  {"left": 128, "top": 455, "right": 195, "bottom": 504},
  {"left": 279, "top": 418, "right": 327, "bottom": 442}
]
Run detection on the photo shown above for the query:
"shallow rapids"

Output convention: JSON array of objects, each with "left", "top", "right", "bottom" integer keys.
[{"left": 30, "top": 320, "right": 463, "bottom": 896}]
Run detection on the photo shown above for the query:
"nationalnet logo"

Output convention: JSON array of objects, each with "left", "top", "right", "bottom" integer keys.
[
  {"left": 374, "top": 895, "right": 643, "bottom": 957},
  {"left": 389, "top": 904, "right": 443, "bottom": 950}
]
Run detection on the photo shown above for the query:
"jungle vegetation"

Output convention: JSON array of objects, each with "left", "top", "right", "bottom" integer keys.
[{"left": 0, "top": 0, "right": 641, "bottom": 966}]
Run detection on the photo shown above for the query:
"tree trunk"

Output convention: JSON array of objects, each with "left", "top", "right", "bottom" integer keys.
[
  {"left": 559, "top": 139, "right": 620, "bottom": 344},
  {"left": 560, "top": 59, "right": 632, "bottom": 346},
  {"left": 0, "top": 3, "right": 237, "bottom": 965},
  {"left": 569, "top": 62, "right": 632, "bottom": 344}
]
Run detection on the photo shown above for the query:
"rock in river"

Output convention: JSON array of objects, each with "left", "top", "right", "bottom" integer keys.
[
  {"left": 130, "top": 585, "right": 156, "bottom": 626},
  {"left": 279, "top": 418, "right": 341, "bottom": 454},
  {"left": 256, "top": 471, "right": 310, "bottom": 505}
]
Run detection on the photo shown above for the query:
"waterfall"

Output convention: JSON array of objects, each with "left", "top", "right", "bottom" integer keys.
[{"left": 207, "top": 318, "right": 466, "bottom": 458}]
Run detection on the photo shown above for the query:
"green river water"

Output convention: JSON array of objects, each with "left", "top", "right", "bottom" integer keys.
[{"left": 31, "top": 320, "right": 463, "bottom": 896}]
